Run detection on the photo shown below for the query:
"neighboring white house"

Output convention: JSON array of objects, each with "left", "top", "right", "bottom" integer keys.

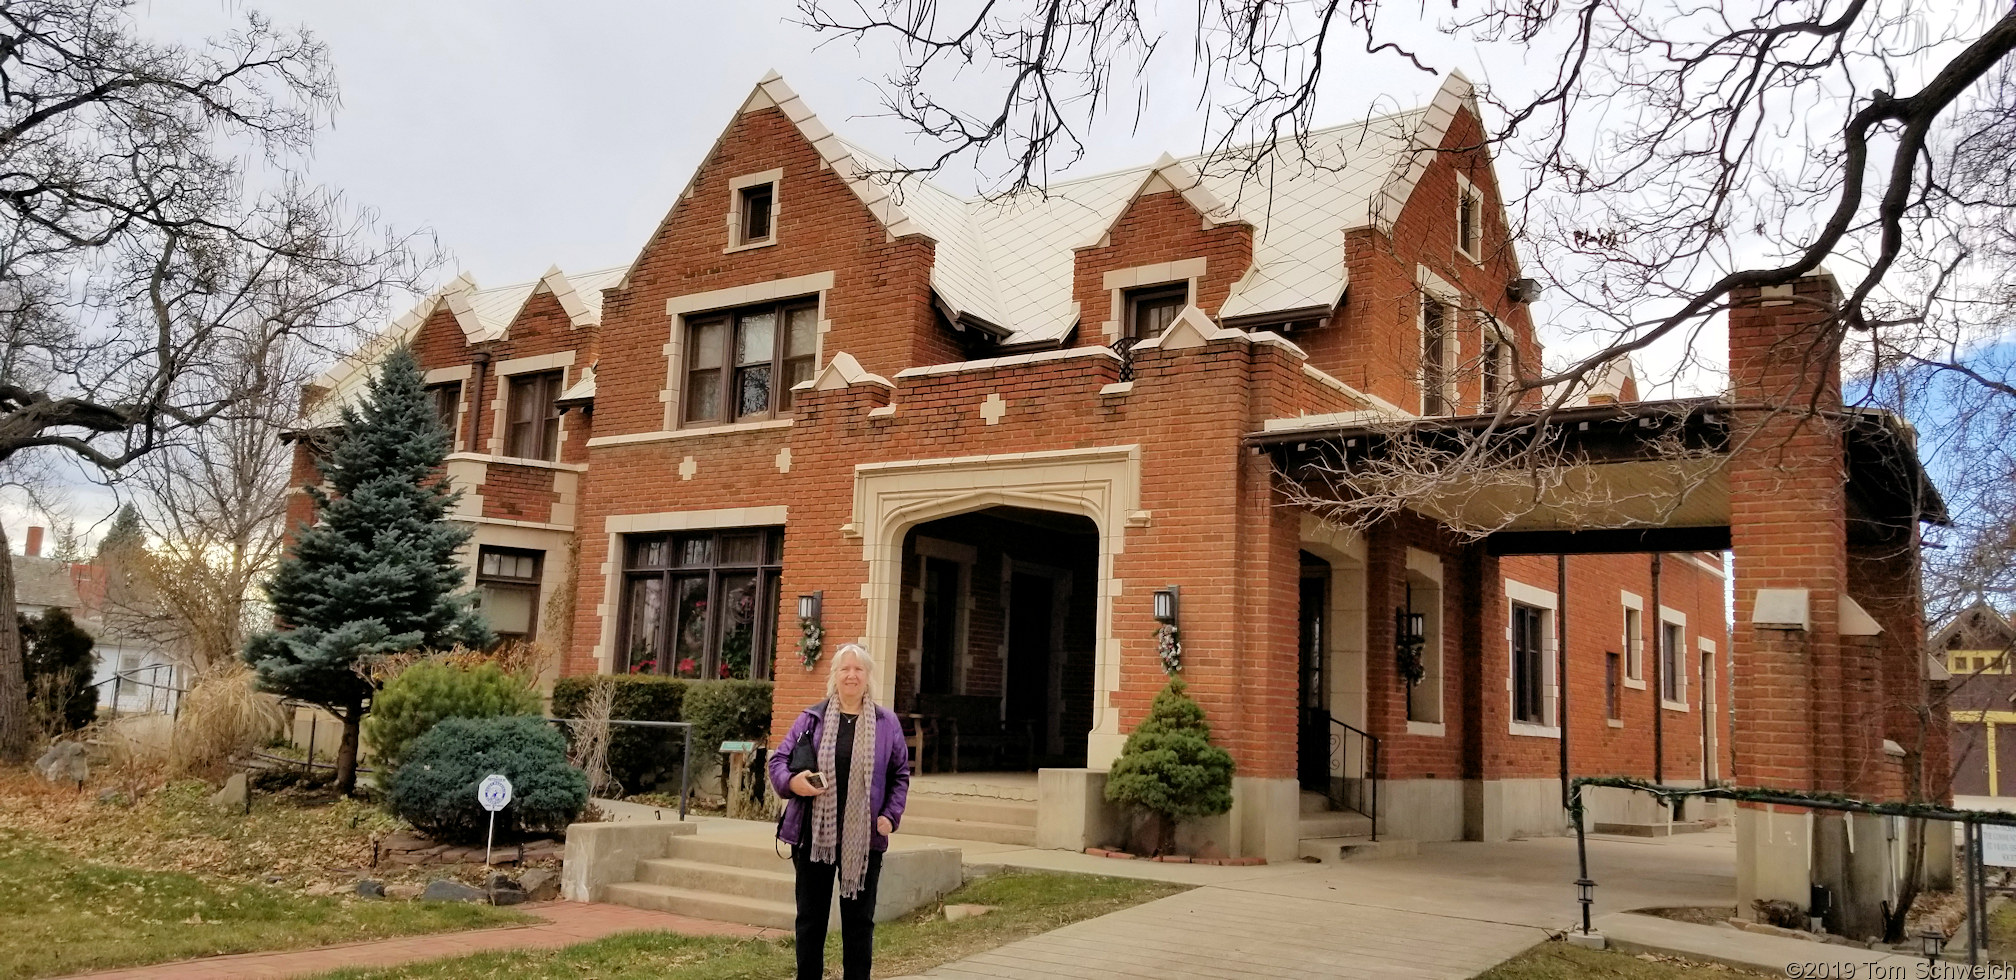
[{"left": 14, "top": 525, "right": 181, "bottom": 715}]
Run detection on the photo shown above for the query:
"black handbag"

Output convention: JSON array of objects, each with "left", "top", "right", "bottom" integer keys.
[{"left": 788, "top": 719, "right": 820, "bottom": 777}]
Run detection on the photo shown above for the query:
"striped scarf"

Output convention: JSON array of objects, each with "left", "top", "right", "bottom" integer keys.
[{"left": 810, "top": 696, "right": 878, "bottom": 898}]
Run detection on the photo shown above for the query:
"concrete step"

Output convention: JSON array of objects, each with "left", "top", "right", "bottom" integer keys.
[
  {"left": 904, "top": 794, "right": 1039, "bottom": 827},
  {"left": 898, "top": 814, "right": 1036, "bottom": 846},
  {"left": 1297, "top": 836, "right": 1419, "bottom": 862},
  {"left": 1300, "top": 790, "right": 1332, "bottom": 815},
  {"left": 1297, "top": 810, "right": 1373, "bottom": 839},
  {"left": 602, "top": 881, "right": 799, "bottom": 930},
  {"left": 636, "top": 858, "right": 796, "bottom": 903},
  {"left": 663, "top": 835, "right": 796, "bottom": 872},
  {"left": 1593, "top": 821, "right": 1711, "bottom": 838}
]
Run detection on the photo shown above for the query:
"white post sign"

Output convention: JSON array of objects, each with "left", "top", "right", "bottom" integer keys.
[
  {"left": 1982, "top": 824, "right": 2016, "bottom": 867},
  {"left": 478, "top": 774, "right": 513, "bottom": 867}
]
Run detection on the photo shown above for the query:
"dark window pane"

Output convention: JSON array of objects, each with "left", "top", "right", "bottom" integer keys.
[
  {"left": 623, "top": 576, "right": 666, "bottom": 674},
  {"left": 675, "top": 534, "right": 712, "bottom": 567},
  {"left": 741, "top": 184, "right": 773, "bottom": 242},
  {"left": 507, "top": 372, "right": 561, "bottom": 460},
  {"left": 630, "top": 536, "right": 669, "bottom": 570},
  {"left": 765, "top": 529, "right": 785, "bottom": 564},
  {"left": 757, "top": 573, "right": 780, "bottom": 680},
  {"left": 717, "top": 573, "right": 759, "bottom": 679},
  {"left": 720, "top": 533, "right": 762, "bottom": 565},
  {"left": 672, "top": 576, "right": 710, "bottom": 678},
  {"left": 429, "top": 382, "right": 461, "bottom": 444},
  {"left": 1126, "top": 284, "right": 1188, "bottom": 341},
  {"left": 1422, "top": 299, "right": 1449, "bottom": 415},
  {"left": 736, "top": 364, "right": 771, "bottom": 418}
]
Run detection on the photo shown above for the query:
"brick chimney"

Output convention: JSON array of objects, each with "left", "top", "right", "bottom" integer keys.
[{"left": 24, "top": 525, "right": 43, "bottom": 558}]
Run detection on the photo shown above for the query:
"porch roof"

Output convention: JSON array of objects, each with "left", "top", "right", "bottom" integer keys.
[{"left": 1245, "top": 398, "right": 1946, "bottom": 555}]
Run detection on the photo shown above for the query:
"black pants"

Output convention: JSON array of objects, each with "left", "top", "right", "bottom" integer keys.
[{"left": 791, "top": 845, "right": 883, "bottom": 980}]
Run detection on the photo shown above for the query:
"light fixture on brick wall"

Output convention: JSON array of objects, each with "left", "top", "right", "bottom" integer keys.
[
  {"left": 1153, "top": 586, "right": 1180, "bottom": 626},
  {"left": 797, "top": 591, "right": 823, "bottom": 624}
]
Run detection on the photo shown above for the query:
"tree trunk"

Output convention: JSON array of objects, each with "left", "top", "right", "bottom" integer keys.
[
  {"left": 0, "top": 528, "right": 32, "bottom": 763},
  {"left": 1155, "top": 812, "right": 1175, "bottom": 857},
  {"left": 334, "top": 698, "right": 362, "bottom": 795}
]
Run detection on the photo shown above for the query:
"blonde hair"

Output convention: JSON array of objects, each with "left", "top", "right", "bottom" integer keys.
[{"left": 824, "top": 642, "right": 876, "bottom": 701}]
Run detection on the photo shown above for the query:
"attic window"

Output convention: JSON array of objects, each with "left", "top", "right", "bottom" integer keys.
[
  {"left": 1456, "top": 176, "right": 1483, "bottom": 261},
  {"left": 1421, "top": 296, "right": 1452, "bottom": 416},
  {"left": 740, "top": 184, "right": 773, "bottom": 243},
  {"left": 1125, "top": 283, "right": 1188, "bottom": 342}
]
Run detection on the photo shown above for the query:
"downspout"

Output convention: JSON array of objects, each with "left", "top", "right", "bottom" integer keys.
[
  {"left": 1558, "top": 554, "right": 1570, "bottom": 809},
  {"left": 1651, "top": 553, "right": 1664, "bottom": 784},
  {"left": 468, "top": 348, "right": 492, "bottom": 453}
]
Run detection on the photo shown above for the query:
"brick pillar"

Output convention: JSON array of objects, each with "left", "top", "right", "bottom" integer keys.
[{"left": 1725, "top": 273, "right": 1888, "bottom": 936}]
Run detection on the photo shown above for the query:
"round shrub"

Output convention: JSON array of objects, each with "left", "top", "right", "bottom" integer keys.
[
  {"left": 682, "top": 679, "right": 773, "bottom": 756},
  {"left": 388, "top": 715, "right": 587, "bottom": 843},
  {"left": 364, "top": 660, "right": 540, "bottom": 784}
]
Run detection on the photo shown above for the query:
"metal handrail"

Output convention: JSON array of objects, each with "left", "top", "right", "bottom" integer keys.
[
  {"left": 549, "top": 717, "right": 694, "bottom": 821},
  {"left": 1326, "top": 713, "right": 1380, "bottom": 842},
  {"left": 88, "top": 666, "right": 188, "bottom": 718}
]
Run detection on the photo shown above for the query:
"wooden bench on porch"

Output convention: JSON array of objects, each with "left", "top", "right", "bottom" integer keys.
[{"left": 915, "top": 693, "right": 1034, "bottom": 773}]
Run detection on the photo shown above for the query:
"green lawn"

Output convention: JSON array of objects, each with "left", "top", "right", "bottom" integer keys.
[
  {"left": 0, "top": 834, "right": 528, "bottom": 979},
  {"left": 315, "top": 870, "right": 1186, "bottom": 979},
  {"left": 1478, "top": 941, "right": 1770, "bottom": 980}
]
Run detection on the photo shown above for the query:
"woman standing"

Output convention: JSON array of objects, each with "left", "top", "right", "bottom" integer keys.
[{"left": 769, "top": 643, "right": 910, "bottom": 980}]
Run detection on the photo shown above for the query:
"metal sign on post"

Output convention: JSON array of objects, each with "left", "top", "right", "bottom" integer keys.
[
  {"left": 478, "top": 774, "right": 513, "bottom": 866},
  {"left": 1982, "top": 824, "right": 2016, "bottom": 867}
]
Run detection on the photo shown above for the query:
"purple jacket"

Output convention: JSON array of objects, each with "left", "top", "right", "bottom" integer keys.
[{"left": 769, "top": 702, "right": 911, "bottom": 851}]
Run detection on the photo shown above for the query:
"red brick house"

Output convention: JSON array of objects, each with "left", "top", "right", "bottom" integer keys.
[{"left": 297, "top": 71, "right": 1734, "bottom": 860}]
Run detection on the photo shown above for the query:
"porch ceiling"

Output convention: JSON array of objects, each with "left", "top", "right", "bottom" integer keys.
[{"left": 1246, "top": 398, "right": 1945, "bottom": 555}]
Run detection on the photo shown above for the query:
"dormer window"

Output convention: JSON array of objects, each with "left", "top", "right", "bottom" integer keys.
[
  {"left": 1456, "top": 174, "right": 1483, "bottom": 261},
  {"left": 1125, "top": 283, "right": 1188, "bottom": 341},
  {"left": 727, "top": 169, "right": 783, "bottom": 251}
]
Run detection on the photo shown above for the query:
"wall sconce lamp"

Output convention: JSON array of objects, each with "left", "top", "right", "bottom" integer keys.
[
  {"left": 1395, "top": 606, "right": 1427, "bottom": 688},
  {"left": 797, "top": 591, "right": 823, "bottom": 624},
  {"left": 1153, "top": 586, "right": 1180, "bottom": 625}
]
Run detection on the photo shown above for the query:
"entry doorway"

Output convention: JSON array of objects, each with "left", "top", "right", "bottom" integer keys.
[
  {"left": 1298, "top": 553, "right": 1332, "bottom": 792},
  {"left": 898, "top": 506, "right": 1097, "bottom": 771}
]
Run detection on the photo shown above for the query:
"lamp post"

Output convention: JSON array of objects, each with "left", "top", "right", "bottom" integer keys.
[
  {"left": 1575, "top": 877, "right": 1596, "bottom": 936},
  {"left": 1919, "top": 928, "right": 1946, "bottom": 969}
]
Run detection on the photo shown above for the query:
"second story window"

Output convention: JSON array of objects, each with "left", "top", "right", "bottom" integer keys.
[
  {"left": 1421, "top": 296, "right": 1451, "bottom": 416},
  {"left": 684, "top": 299, "right": 818, "bottom": 425},
  {"left": 427, "top": 381, "right": 462, "bottom": 447},
  {"left": 1125, "top": 283, "right": 1188, "bottom": 342},
  {"left": 1457, "top": 177, "right": 1483, "bottom": 260},
  {"left": 505, "top": 370, "right": 563, "bottom": 461}
]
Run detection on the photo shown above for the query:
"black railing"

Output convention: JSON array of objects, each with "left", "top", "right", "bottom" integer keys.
[
  {"left": 548, "top": 718, "right": 694, "bottom": 821},
  {"left": 87, "top": 666, "right": 187, "bottom": 718},
  {"left": 1326, "top": 715, "right": 1381, "bottom": 842}
]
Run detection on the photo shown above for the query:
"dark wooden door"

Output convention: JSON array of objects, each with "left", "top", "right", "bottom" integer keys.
[
  {"left": 1006, "top": 572, "right": 1053, "bottom": 759},
  {"left": 1298, "top": 566, "right": 1331, "bottom": 792}
]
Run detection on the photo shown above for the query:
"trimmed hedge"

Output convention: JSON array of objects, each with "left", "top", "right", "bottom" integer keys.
[
  {"left": 683, "top": 680, "right": 773, "bottom": 756},
  {"left": 550, "top": 674, "right": 688, "bottom": 792},
  {"left": 364, "top": 661, "right": 540, "bottom": 784},
  {"left": 388, "top": 715, "right": 587, "bottom": 843}
]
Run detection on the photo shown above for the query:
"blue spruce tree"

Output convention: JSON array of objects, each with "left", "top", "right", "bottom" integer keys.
[{"left": 244, "top": 346, "right": 490, "bottom": 794}]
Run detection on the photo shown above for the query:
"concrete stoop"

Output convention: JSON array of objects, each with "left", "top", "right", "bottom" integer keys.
[
  {"left": 592, "top": 831, "right": 963, "bottom": 929},
  {"left": 1296, "top": 836, "right": 1420, "bottom": 862},
  {"left": 901, "top": 792, "right": 1038, "bottom": 846},
  {"left": 1593, "top": 820, "right": 1711, "bottom": 837}
]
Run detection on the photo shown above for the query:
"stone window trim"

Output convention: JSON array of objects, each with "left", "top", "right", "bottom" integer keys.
[
  {"left": 1415, "top": 266, "right": 1462, "bottom": 416},
  {"left": 1099, "top": 258, "right": 1206, "bottom": 342},
  {"left": 1658, "top": 605, "right": 1690, "bottom": 711},
  {"left": 1455, "top": 172, "right": 1484, "bottom": 263},
  {"left": 1504, "top": 577, "right": 1560, "bottom": 738},
  {"left": 1620, "top": 590, "right": 1648, "bottom": 689},
  {"left": 661, "top": 272, "right": 834, "bottom": 432},
  {"left": 911, "top": 535, "right": 978, "bottom": 697},
  {"left": 485, "top": 351, "right": 576, "bottom": 459},
  {"left": 590, "top": 505, "right": 790, "bottom": 672},
  {"left": 724, "top": 168, "right": 784, "bottom": 253}
]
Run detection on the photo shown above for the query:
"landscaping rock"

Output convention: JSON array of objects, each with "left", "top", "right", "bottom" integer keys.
[
  {"left": 943, "top": 904, "right": 997, "bottom": 922},
  {"left": 209, "top": 773, "right": 249, "bottom": 812},
  {"left": 420, "top": 879, "right": 485, "bottom": 903},
  {"left": 385, "top": 883, "right": 424, "bottom": 901},
  {"left": 518, "top": 868, "right": 560, "bottom": 902},
  {"left": 34, "top": 742, "right": 87, "bottom": 785},
  {"left": 304, "top": 881, "right": 344, "bottom": 897},
  {"left": 355, "top": 879, "right": 386, "bottom": 899}
]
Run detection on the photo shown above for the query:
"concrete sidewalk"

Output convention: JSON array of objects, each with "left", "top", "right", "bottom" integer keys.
[
  {"left": 1600, "top": 911, "right": 1928, "bottom": 974},
  {"left": 55, "top": 901, "right": 782, "bottom": 980}
]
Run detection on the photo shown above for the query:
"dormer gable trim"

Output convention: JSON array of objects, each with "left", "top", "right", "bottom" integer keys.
[
  {"left": 1369, "top": 71, "right": 1487, "bottom": 237},
  {"left": 1076, "top": 152, "right": 1246, "bottom": 251}
]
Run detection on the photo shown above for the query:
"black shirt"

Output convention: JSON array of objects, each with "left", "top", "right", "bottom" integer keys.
[{"left": 799, "top": 710, "right": 859, "bottom": 843}]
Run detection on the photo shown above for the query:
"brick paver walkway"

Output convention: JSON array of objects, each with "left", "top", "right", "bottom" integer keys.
[{"left": 58, "top": 901, "right": 784, "bottom": 980}]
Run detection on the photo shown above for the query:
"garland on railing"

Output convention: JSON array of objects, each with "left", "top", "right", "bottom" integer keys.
[
  {"left": 1156, "top": 623, "right": 1182, "bottom": 675},
  {"left": 797, "top": 618, "right": 824, "bottom": 672}
]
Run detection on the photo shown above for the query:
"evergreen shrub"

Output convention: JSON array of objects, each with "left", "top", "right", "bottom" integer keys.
[
  {"left": 388, "top": 715, "right": 586, "bottom": 843},
  {"left": 19, "top": 608, "right": 98, "bottom": 734},
  {"left": 364, "top": 661, "right": 541, "bottom": 783},
  {"left": 683, "top": 680, "right": 773, "bottom": 755},
  {"left": 1103, "top": 676, "right": 1235, "bottom": 855},
  {"left": 550, "top": 674, "right": 687, "bottom": 791}
]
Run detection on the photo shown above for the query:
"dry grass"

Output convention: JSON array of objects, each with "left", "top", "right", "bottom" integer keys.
[
  {"left": 167, "top": 664, "right": 288, "bottom": 775},
  {"left": 565, "top": 677, "right": 616, "bottom": 797}
]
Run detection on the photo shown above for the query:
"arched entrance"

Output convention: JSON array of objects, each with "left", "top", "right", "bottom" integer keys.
[{"left": 899, "top": 507, "right": 1099, "bottom": 770}]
